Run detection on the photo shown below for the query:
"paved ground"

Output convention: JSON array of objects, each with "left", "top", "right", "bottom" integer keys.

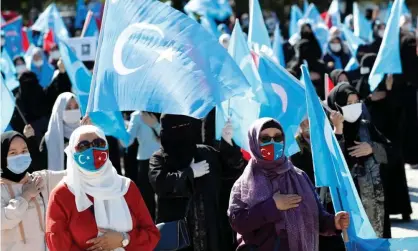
[{"left": 391, "top": 165, "right": 418, "bottom": 238}]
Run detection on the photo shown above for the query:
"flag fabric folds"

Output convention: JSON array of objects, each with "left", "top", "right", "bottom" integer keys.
[
  {"left": 353, "top": 2, "right": 372, "bottom": 42},
  {"left": 273, "top": 23, "right": 286, "bottom": 67},
  {"left": 31, "top": 3, "right": 70, "bottom": 39},
  {"left": 75, "top": 0, "right": 88, "bottom": 29},
  {"left": 87, "top": 0, "right": 250, "bottom": 119},
  {"left": 289, "top": 5, "right": 303, "bottom": 38},
  {"left": 258, "top": 54, "right": 306, "bottom": 156},
  {"left": 369, "top": 0, "right": 403, "bottom": 92},
  {"left": 57, "top": 39, "right": 129, "bottom": 144},
  {"left": 1, "top": 16, "right": 24, "bottom": 58},
  {"left": 1, "top": 76, "right": 16, "bottom": 133},
  {"left": 0, "top": 50, "right": 20, "bottom": 91}
]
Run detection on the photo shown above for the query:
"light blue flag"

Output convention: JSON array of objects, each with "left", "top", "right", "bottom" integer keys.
[
  {"left": 57, "top": 39, "right": 129, "bottom": 144},
  {"left": 303, "top": 3, "right": 324, "bottom": 25},
  {"left": 24, "top": 46, "right": 54, "bottom": 88},
  {"left": 289, "top": 5, "right": 303, "bottom": 38},
  {"left": 353, "top": 3, "right": 372, "bottom": 42},
  {"left": 31, "top": 3, "right": 69, "bottom": 38},
  {"left": 2, "top": 16, "right": 24, "bottom": 58},
  {"left": 385, "top": 1, "right": 411, "bottom": 23},
  {"left": 200, "top": 16, "right": 221, "bottom": 38},
  {"left": 303, "top": 0, "right": 310, "bottom": 14},
  {"left": 328, "top": 0, "right": 341, "bottom": 27},
  {"left": 258, "top": 54, "right": 306, "bottom": 156},
  {"left": 81, "top": 10, "right": 99, "bottom": 37},
  {"left": 248, "top": 0, "right": 274, "bottom": 57},
  {"left": 184, "top": 0, "right": 232, "bottom": 21},
  {"left": 302, "top": 64, "right": 418, "bottom": 251},
  {"left": 1, "top": 76, "right": 15, "bottom": 133},
  {"left": 75, "top": 0, "right": 88, "bottom": 29},
  {"left": 0, "top": 50, "right": 19, "bottom": 91},
  {"left": 87, "top": 0, "right": 250, "bottom": 119},
  {"left": 228, "top": 21, "right": 265, "bottom": 103},
  {"left": 273, "top": 23, "right": 285, "bottom": 67},
  {"left": 215, "top": 20, "right": 265, "bottom": 150},
  {"left": 344, "top": 57, "right": 360, "bottom": 71},
  {"left": 341, "top": 25, "right": 366, "bottom": 71},
  {"left": 369, "top": 0, "right": 403, "bottom": 92}
]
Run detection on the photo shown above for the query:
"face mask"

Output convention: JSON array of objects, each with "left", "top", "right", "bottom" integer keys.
[
  {"left": 330, "top": 43, "right": 342, "bottom": 53},
  {"left": 342, "top": 103, "right": 362, "bottom": 123},
  {"left": 33, "top": 59, "right": 44, "bottom": 67},
  {"left": 7, "top": 153, "right": 32, "bottom": 174},
  {"left": 360, "top": 67, "right": 370, "bottom": 75},
  {"left": 74, "top": 146, "right": 109, "bottom": 172},
  {"left": 15, "top": 65, "right": 27, "bottom": 74},
  {"left": 377, "top": 30, "right": 385, "bottom": 38},
  {"left": 260, "top": 141, "right": 284, "bottom": 161},
  {"left": 1, "top": 38, "right": 5, "bottom": 46},
  {"left": 63, "top": 109, "right": 81, "bottom": 124},
  {"left": 50, "top": 50, "right": 60, "bottom": 60}
]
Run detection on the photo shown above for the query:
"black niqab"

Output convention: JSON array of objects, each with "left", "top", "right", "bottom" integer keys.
[
  {"left": 160, "top": 114, "right": 200, "bottom": 169},
  {"left": 1, "top": 131, "right": 29, "bottom": 182}
]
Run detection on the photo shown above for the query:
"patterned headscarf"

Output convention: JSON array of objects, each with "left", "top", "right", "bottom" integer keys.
[{"left": 228, "top": 118, "right": 319, "bottom": 251}]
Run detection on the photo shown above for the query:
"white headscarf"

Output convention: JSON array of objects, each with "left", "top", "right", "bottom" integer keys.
[
  {"left": 64, "top": 125, "right": 132, "bottom": 233},
  {"left": 45, "top": 92, "right": 79, "bottom": 171}
]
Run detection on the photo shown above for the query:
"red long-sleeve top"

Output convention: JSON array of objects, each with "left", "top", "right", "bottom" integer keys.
[{"left": 45, "top": 181, "right": 160, "bottom": 251}]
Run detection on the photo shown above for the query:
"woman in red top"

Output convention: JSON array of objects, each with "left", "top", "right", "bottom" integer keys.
[{"left": 45, "top": 125, "right": 160, "bottom": 251}]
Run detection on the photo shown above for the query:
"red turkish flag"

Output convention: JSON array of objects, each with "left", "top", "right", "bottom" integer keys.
[
  {"left": 43, "top": 29, "right": 55, "bottom": 53},
  {"left": 260, "top": 144, "right": 275, "bottom": 161},
  {"left": 93, "top": 149, "right": 109, "bottom": 169}
]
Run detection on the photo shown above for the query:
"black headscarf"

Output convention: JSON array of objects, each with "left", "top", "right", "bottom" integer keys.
[
  {"left": 327, "top": 82, "right": 361, "bottom": 146},
  {"left": 1, "top": 131, "right": 30, "bottom": 182},
  {"left": 160, "top": 114, "right": 201, "bottom": 169},
  {"left": 330, "top": 69, "right": 348, "bottom": 85},
  {"left": 16, "top": 71, "right": 49, "bottom": 121},
  {"left": 356, "top": 53, "right": 380, "bottom": 98}
]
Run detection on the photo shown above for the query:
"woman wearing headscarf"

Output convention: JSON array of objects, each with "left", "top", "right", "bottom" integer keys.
[
  {"left": 356, "top": 21, "right": 385, "bottom": 59},
  {"left": 288, "top": 24, "right": 327, "bottom": 99},
  {"left": 39, "top": 92, "right": 81, "bottom": 171},
  {"left": 12, "top": 56, "right": 28, "bottom": 77},
  {"left": 149, "top": 114, "right": 245, "bottom": 251},
  {"left": 46, "top": 125, "right": 160, "bottom": 251},
  {"left": 228, "top": 118, "right": 349, "bottom": 251},
  {"left": 44, "top": 59, "right": 72, "bottom": 114},
  {"left": 327, "top": 82, "right": 391, "bottom": 238},
  {"left": 9, "top": 71, "right": 49, "bottom": 143},
  {"left": 1, "top": 131, "right": 66, "bottom": 251},
  {"left": 330, "top": 69, "right": 350, "bottom": 86},
  {"left": 28, "top": 47, "right": 54, "bottom": 88},
  {"left": 323, "top": 36, "right": 351, "bottom": 72}
]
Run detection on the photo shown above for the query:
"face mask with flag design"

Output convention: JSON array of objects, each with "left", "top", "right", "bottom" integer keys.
[
  {"left": 73, "top": 146, "right": 109, "bottom": 172},
  {"left": 260, "top": 141, "right": 284, "bottom": 161}
]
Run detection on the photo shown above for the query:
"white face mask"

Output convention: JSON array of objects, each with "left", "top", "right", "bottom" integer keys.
[
  {"left": 377, "top": 30, "right": 385, "bottom": 38},
  {"left": 33, "top": 59, "right": 44, "bottom": 67},
  {"left": 401, "top": 23, "right": 412, "bottom": 32},
  {"left": 7, "top": 153, "right": 32, "bottom": 174},
  {"left": 50, "top": 50, "right": 61, "bottom": 60},
  {"left": 330, "top": 43, "right": 342, "bottom": 53},
  {"left": 342, "top": 103, "right": 362, "bottom": 123},
  {"left": 63, "top": 109, "right": 81, "bottom": 124},
  {"left": 15, "top": 65, "right": 27, "bottom": 74},
  {"left": 360, "top": 67, "right": 370, "bottom": 75},
  {"left": 1, "top": 37, "right": 5, "bottom": 46}
]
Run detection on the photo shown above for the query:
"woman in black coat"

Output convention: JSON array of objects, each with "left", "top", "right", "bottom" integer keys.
[{"left": 149, "top": 114, "right": 245, "bottom": 251}]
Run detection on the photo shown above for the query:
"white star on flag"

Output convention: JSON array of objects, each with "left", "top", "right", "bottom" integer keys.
[{"left": 156, "top": 47, "right": 175, "bottom": 62}]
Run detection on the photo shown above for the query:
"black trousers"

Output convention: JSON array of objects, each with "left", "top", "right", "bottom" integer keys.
[{"left": 137, "top": 159, "right": 156, "bottom": 221}]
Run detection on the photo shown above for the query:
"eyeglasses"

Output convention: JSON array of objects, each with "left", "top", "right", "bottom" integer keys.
[
  {"left": 75, "top": 138, "right": 107, "bottom": 152},
  {"left": 260, "top": 134, "right": 283, "bottom": 144}
]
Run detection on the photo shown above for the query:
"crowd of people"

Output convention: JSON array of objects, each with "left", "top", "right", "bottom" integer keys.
[{"left": 1, "top": 1, "right": 418, "bottom": 251}]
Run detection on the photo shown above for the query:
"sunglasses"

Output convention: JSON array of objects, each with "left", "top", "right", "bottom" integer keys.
[
  {"left": 75, "top": 138, "right": 107, "bottom": 152},
  {"left": 260, "top": 134, "right": 283, "bottom": 144}
]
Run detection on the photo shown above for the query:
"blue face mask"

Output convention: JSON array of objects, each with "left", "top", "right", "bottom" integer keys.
[
  {"left": 73, "top": 147, "right": 109, "bottom": 172},
  {"left": 7, "top": 153, "right": 32, "bottom": 174},
  {"left": 260, "top": 141, "right": 284, "bottom": 161}
]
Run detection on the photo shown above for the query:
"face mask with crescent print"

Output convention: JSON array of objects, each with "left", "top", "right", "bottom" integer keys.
[{"left": 73, "top": 146, "right": 109, "bottom": 172}]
